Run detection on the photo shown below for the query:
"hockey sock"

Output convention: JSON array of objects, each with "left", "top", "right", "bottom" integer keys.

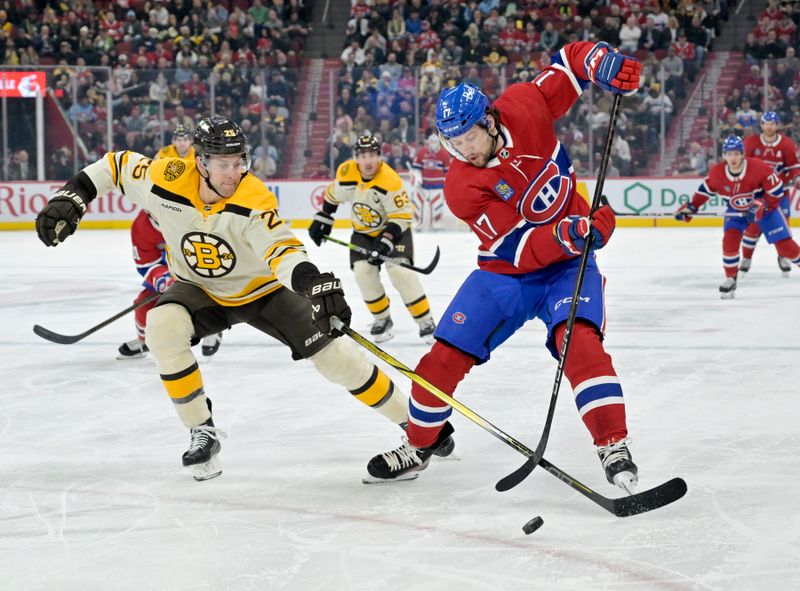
[
  {"left": 722, "top": 229, "right": 743, "bottom": 278},
  {"left": 774, "top": 238, "right": 800, "bottom": 264},
  {"left": 134, "top": 289, "right": 159, "bottom": 339},
  {"left": 407, "top": 341, "right": 476, "bottom": 448},
  {"left": 554, "top": 321, "right": 627, "bottom": 446},
  {"left": 741, "top": 223, "right": 761, "bottom": 260}
]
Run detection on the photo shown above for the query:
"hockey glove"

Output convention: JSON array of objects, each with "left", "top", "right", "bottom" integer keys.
[
  {"left": 154, "top": 272, "right": 174, "bottom": 294},
  {"left": 586, "top": 42, "right": 641, "bottom": 96},
  {"left": 306, "top": 272, "right": 352, "bottom": 337},
  {"left": 367, "top": 234, "right": 395, "bottom": 266},
  {"left": 35, "top": 189, "right": 88, "bottom": 246},
  {"left": 747, "top": 199, "right": 770, "bottom": 223},
  {"left": 674, "top": 202, "right": 698, "bottom": 223},
  {"left": 554, "top": 205, "right": 616, "bottom": 256},
  {"left": 308, "top": 212, "right": 334, "bottom": 247}
]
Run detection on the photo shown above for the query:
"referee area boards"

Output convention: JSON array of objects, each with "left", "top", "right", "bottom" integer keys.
[{"left": 1, "top": 177, "right": 798, "bottom": 230}]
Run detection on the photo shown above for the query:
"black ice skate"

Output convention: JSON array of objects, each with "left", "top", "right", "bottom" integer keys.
[
  {"left": 597, "top": 438, "right": 638, "bottom": 492},
  {"left": 739, "top": 258, "right": 751, "bottom": 273},
  {"left": 719, "top": 276, "right": 737, "bottom": 299},
  {"left": 370, "top": 317, "right": 394, "bottom": 343},
  {"left": 418, "top": 318, "right": 436, "bottom": 345},
  {"left": 364, "top": 422, "right": 455, "bottom": 483},
  {"left": 778, "top": 256, "right": 791, "bottom": 275},
  {"left": 399, "top": 421, "right": 455, "bottom": 458},
  {"left": 117, "top": 339, "right": 148, "bottom": 360},
  {"left": 201, "top": 332, "right": 223, "bottom": 357},
  {"left": 182, "top": 418, "right": 225, "bottom": 481}
]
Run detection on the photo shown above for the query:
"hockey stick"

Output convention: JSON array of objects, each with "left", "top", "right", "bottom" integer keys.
[
  {"left": 495, "top": 95, "right": 623, "bottom": 493},
  {"left": 332, "top": 318, "right": 687, "bottom": 517},
  {"left": 322, "top": 235, "right": 440, "bottom": 274},
  {"left": 33, "top": 292, "right": 161, "bottom": 344}
]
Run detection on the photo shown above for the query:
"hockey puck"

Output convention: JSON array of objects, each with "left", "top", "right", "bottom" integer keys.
[{"left": 522, "top": 516, "right": 544, "bottom": 535}]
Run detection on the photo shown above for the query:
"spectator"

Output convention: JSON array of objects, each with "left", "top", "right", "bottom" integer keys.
[
  {"left": 50, "top": 147, "right": 74, "bottom": 180},
  {"left": 688, "top": 141, "right": 708, "bottom": 175},
  {"left": 539, "top": 22, "right": 561, "bottom": 53},
  {"left": 735, "top": 100, "right": 759, "bottom": 130},
  {"left": 67, "top": 94, "right": 96, "bottom": 124},
  {"left": 8, "top": 149, "right": 34, "bottom": 180},
  {"left": 618, "top": 16, "right": 642, "bottom": 53}
]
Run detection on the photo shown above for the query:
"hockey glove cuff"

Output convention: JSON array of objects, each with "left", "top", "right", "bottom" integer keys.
[
  {"left": 306, "top": 272, "right": 352, "bottom": 337},
  {"left": 554, "top": 205, "right": 616, "bottom": 256},
  {"left": 586, "top": 42, "right": 641, "bottom": 96},
  {"left": 674, "top": 202, "right": 698, "bottom": 223},
  {"left": 35, "top": 190, "right": 88, "bottom": 246}
]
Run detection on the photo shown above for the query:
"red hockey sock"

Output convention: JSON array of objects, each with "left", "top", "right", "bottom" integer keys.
[
  {"left": 554, "top": 321, "right": 628, "bottom": 446},
  {"left": 774, "top": 238, "right": 800, "bottom": 262},
  {"left": 407, "top": 341, "right": 475, "bottom": 448},
  {"left": 722, "top": 229, "right": 743, "bottom": 278},
  {"left": 134, "top": 289, "right": 159, "bottom": 339}
]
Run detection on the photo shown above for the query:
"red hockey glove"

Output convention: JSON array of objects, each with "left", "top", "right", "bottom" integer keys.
[
  {"left": 748, "top": 199, "right": 770, "bottom": 223},
  {"left": 554, "top": 205, "right": 616, "bottom": 256},
  {"left": 674, "top": 203, "right": 698, "bottom": 223},
  {"left": 154, "top": 272, "right": 174, "bottom": 294},
  {"left": 585, "top": 42, "right": 641, "bottom": 96}
]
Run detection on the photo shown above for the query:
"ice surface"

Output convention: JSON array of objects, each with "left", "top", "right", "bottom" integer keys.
[{"left": 2, "top": 227, "right": 799, "bottom": 590}]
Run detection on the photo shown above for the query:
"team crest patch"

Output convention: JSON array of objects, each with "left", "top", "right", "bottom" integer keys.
[
  {"left": 494, "top": 179, "right": 515, "bottom": 201},
  {"left": 452, "top": 312, "right": 466, "bottom": 324},
  {"left": 341, "top": 163, "right": 350, "bottom": 176},
  {"left": 164, "top": 160, "right": 186, "bottom": 181}
]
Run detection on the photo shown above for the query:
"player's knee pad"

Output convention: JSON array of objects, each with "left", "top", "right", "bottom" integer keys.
[
  {"left": 352, "top": 260, "right": 385, "bottom": 299},
  {"left": 308, "top": 338, "right": 373, "bottom": 390},
  {"left": 145, "top": 303, "right": 195, "bottom": 372}
]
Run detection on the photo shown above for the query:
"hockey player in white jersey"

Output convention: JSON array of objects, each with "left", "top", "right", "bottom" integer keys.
[
  {"left": 35, "top": 115, "right": 452, "bottom": 481},
  {"left": 308, "top": 134, "right": 437, "bottom": 344}
]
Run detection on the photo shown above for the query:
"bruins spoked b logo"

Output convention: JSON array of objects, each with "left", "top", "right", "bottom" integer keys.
[{"left": 181, "top": 232, "right": 236, "bottom": 277}]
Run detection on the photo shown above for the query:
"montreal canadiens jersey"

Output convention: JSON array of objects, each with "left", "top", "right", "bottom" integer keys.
[
  {"left": 689, "top": 158, "right": 783, "bottom": 212},
  {"left": 82, "top": 152, "right": 310, "bottom": 306},
  {"left": 324, "top": 160, "right": 412, "bottom": 237},
  {"left": 130, "top": 209, "right": 169, "bottom": 291},
  {"left": 155, "top": 145, "right": 196, "bottom": 160},
  {"left": 412, "top": 146, "right": 451, "bottom": 189},
  {"left": 443, "top": 42, "right": 600, "bottom": 275},
  {"left": 743, "top": 134, "right": 800, "bottom": 183}
]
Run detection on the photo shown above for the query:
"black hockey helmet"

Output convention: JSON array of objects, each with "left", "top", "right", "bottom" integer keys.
[
  {"left": 194, "top": 115, "right": 251, "bottom": 171},
  {"left": 173, "top": 124, "right": 192, "bottom": 140},
  {"left": 353, "top": 134, "right": 381, "bottom": 155}
]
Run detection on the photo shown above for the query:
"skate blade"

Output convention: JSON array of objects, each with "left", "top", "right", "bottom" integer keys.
[
  {"left": 613, "top": 471, "right": 638, "bottom": 495},
  {"left": 188, "top": 456, "right": 223, "bottom": 481},
  {"left": 362, "top": 472, "right": 420, "bottom": 484},
  {"left": 372, "top": 332, "right": 394, "bottom": 343},
  {"left": 116, "top": 352, "right": 148, "bottom": 360},
  {"left": 719, "top": 291, "right": 735, "bottom": 300},
  {"left": 433, "top": 452, "right": 460, "bottom": 462}
]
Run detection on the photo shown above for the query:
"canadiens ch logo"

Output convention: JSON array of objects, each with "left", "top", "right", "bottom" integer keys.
[
  {"left": 164, "top": 160, "right": 186, "bottom": 181},
  {"left": 181, "top": 232, "right": 236, "bottom": 278},
  {"left": 494, "top": 179, "right": 515, "bottom": 201},
  {"left": 518, "top": 160, "right": 571, "bottom": 225},
  {"left": 452, "top": 312, "right": 466, "bottom": 324}
]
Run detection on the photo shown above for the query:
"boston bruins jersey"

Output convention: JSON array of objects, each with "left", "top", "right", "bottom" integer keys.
[
  {"left": 82, "top": 152, "right": 309, "bottom": 306},
  {"left": 325, "top": 160, "right": 412, "bottom": 237},
  {"left": 155, "top": 145, "right": 196, "bottom": 160}
]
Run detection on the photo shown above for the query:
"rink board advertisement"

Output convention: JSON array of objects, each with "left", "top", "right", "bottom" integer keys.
[{"left": 2, "top": 178, "right": 799, "bottom": 229}]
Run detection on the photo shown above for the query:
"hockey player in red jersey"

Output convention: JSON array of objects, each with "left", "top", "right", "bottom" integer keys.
[
  {"left": 366, "top": 41, "right": 642, "bottom": 491},
  {"left": 410, "top": 134, "right": 451, "bottom": 230},
  {"left": 741, "top": 111, "right": 800, "bottom": 275},
  {"left": 675, "top": 135, "right": 800, "bottom": 298}
]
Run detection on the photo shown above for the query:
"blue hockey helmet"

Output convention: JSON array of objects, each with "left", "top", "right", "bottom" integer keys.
[
  {"left": 761, "top": 111, "right": 781, "bottom": 123},
  {"left": 722, "top": 135, "right": 744, "bottom": 154},
  {"left": 435, "top": 82, "right": 490, "bottom": 139}
]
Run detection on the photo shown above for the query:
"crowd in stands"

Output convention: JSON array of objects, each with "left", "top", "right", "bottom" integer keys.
[
  {"left": 327, "top": 0, "right": 728, "bottom": 178},
  {"left": 0, "top": 0, "right": 311, "bottom": 180}
]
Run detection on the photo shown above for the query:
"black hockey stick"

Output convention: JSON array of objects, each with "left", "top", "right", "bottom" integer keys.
[
  {"left": 496, "top": 94, "right": 623, "bottom": 493},
  {"left": 332, "top": 318, "right": 687, "bottom": 517},
  {"left": 322, "top": 235, "right": 440, "bottom": 274},
  {"left": 33, "top": 292, "right": 161, "bottom": 344}
]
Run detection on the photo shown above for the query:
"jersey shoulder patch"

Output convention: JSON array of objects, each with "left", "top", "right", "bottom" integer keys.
[{"left": 336, "top": 160, "right": 361, "bottom": 183}]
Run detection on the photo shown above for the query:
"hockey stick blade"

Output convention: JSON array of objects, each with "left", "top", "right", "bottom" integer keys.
[
  {"left": 540, "top": 458, "right": 688, "bottom": 517},
  {"left": 495, "top": 456, "right": 537, "bottom": 492},
  {"left": 322, "top": 235, "right": 440, "bottom": 274},
  {"left": 32, "top": 324, "right": 86, "bottom": 344}
]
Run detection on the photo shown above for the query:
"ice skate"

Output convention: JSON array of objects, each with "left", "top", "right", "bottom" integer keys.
[
  {"left": 399, "top": 421, "right": 455, "bottom": 458},
  {"left": 778, "top": 256, "right": 791, "bottom": 276},
  {"left": 370, "top": 316, "right": 394, "bottom": 343},
  {"left": 718, "top": 276, "right": 736, "bottom": 299},
  {"left": 364, "top": 422, "right": 455, "bottom": 483},
  {"left": 201, "top": 332, "right": 223, "bottom": 357},
  {"left": 182, "top": 418, "right": 226, "bottom": 481},
  {"left": 418, "top": 317, "right": 436, "bottom": 345},
  {"left": 597, "top": 437, "right": 638, "bottom": 493},
  {"left": 739, "top": 258, "right": 751, "bottom": 273},
  {"left": 117, "top": 338, "right": 148, "bottom": 359}
]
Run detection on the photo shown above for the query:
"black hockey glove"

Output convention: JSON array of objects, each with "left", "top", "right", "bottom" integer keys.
[
  {"left": 308, "top": 212, "right": 334, "bottom": 247},
  {"left": 35, "top": 190, "right": 87, "bottom": 246},
  {"left": 306, "top": 272, "right": 352, "bottom": 337},
  {"left": 367, "top": 233, "right": 395, "bottom": 266}
]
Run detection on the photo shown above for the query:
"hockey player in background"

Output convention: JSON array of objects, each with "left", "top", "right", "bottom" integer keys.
[
  {"left": 675, "top": 135, "right": 800, "bottom": 298},
  {"left": 35, "top": 116, "right": 452, "bottom": 481},
  {"left": 365, "top": 41, "right": 642, "bottom": 492},
  {"left": 118, "top": 126, "right": 220, "bottom": 359},
  {"left": 410, "top": 134, "right": 451, "bottom": 231},
  {"left": 741, "top": 111, "right": 800, "bottom": 275},
  {"left": 308, "top": 134, "right": 437, "bottom": 344}
]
